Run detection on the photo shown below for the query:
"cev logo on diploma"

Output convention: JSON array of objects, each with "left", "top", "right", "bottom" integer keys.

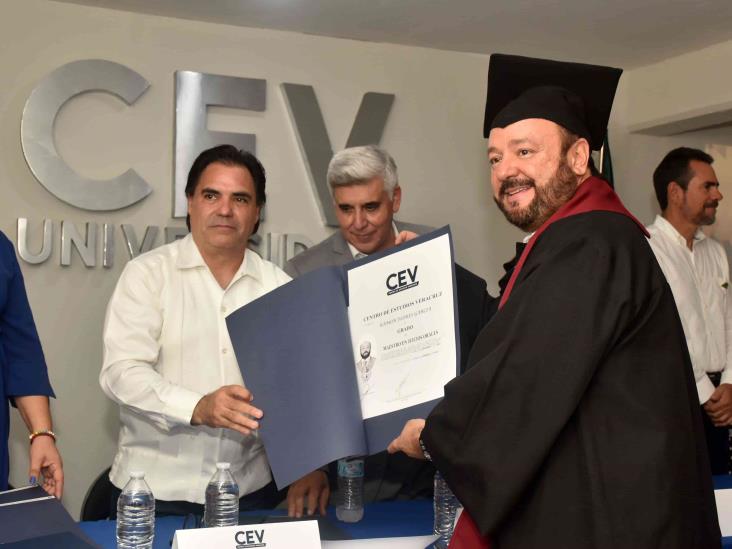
[
  {"left": 172, "top": 519, "right": 320, "bottom": 549},
  {"left": 386, "top": 265, "right": 420, "bottom": 296}
]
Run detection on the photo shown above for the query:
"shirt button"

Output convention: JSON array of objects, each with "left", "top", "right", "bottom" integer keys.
[
  {"left": 222, "top": 348, "right": 228, "bottom": 354},
  {"left": 221, "top": 305, "right": 227, "bottom": 313}
]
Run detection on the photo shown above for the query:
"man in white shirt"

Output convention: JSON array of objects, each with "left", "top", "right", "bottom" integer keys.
[
  {"left": 647, "top": 146, "right": 731, "bottom": 474},
  {"left": 100, "top": 145, "right": 290, "bottom": 515}
]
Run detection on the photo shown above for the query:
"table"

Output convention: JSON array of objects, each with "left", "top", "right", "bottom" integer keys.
[
  {"left": 79, "top": 499, "right": 435, "bottom": 549},
  {"left": 80, "top": 480, "right": 732, "bottom": 548},
  {"left": 716, "top": 475, "right": 732, "bottom": 490}
]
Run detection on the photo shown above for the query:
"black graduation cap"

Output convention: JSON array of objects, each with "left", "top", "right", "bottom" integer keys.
[{"left": 483, "top": 54, "right": 623, "bottom": 150}]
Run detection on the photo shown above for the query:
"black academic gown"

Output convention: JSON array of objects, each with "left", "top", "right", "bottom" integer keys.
[{"left": 422, "top": 211, "right": 721, "bottom": 548}]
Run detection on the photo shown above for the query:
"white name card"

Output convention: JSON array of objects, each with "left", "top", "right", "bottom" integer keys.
[
  {"left": 715, "top": 488, "right": 732, "bottom": 537},
  {"left": 172, "top": 519, "right": 320, "bottom": 549}
]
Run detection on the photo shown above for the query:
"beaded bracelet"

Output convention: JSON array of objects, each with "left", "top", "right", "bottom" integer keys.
[{"left": 29, "top": 430, "right": 56, "bottom": 444}]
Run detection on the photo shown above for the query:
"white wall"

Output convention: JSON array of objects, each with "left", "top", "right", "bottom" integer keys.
[
  {"left": 625, "top": 40, "right": 732, "bottom": 133},
  {"left": 3, "top": 0, "right": 731, "bottom": 519},
  {"left": 612, "top": 40, "right": 732, "bottom": 242},
  {"left": 1, "top": 0, "right": 520, "bottom": 517}
]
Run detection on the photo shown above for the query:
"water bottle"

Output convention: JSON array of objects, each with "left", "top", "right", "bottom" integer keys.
[
  {"left": 336, "top": 457, "right": 364, "bottom": 522},
  {"left": 433, "top": 471, "right": 460, "bottom": 548},
  {"left": 204, "top": 462, "right": 240, "bottom": 527},
  {"left": 116, "top": 471, "right": 155, "bottom": 549}
]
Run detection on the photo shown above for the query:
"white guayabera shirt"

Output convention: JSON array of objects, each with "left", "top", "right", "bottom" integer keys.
[
  {"left": 100, "top": 234, "right": 290, "bottom": 503},
  {"left": 647, "top": 215, "right": 732, "bottom": 404}
]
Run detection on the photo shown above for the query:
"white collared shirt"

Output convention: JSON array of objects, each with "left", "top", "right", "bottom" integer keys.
[
  {"left": 647, "top": 215, "right": 732, "bottom": 403},
  {"left": 100, "top": 234, "right": 290, "bottom": 503}
]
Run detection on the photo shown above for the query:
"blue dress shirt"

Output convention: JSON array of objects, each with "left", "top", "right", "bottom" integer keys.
[{"left": 0, "top": 231, "right": 54, "bottom": 490}]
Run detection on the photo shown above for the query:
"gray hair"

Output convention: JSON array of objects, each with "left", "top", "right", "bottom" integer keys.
[{"left": 327, "top": 145, "right": 399, "bottom": 197}]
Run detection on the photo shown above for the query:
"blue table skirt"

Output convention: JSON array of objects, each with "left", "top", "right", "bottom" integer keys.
[
  {"left": 80, "top": 479, "right": 732, "bottom": 549},
  {"left": 79, "top": 499, "right": 435, "bottom": 549},
  {"left": 715, "top": 475, "right": 732, "bottom": 490}
]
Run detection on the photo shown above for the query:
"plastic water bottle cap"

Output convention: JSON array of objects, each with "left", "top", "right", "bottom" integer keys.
[
  {"left": 129, "top": 471, "right": 145, "bottom": 479},
  {"left": 216, "top": 462, "right": 231, "bottom": 470}
]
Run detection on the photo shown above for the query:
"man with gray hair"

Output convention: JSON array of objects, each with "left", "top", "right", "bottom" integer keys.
[
  {"left": 285, "top": 145, "right": 422, "bottom": 267},
  {"left": 283, "top": 145, "right": 495, "bottom": 517}
]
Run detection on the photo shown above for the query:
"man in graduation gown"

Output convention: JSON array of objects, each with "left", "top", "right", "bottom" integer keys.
[{"left": 388, "top": 54, "right": 721, "bottom": 548}]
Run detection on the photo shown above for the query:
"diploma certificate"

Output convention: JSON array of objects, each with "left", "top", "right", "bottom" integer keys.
[{"left": 347, "top": 231, "right": 456, "bottom": 419}]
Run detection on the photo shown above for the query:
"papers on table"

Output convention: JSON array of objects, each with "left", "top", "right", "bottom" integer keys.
[
  {"left": 0, "top": 485, "right": 100, "bottom": 547},
  {"left": 321, "top": 535, "right": 438, "bottom": 548}
]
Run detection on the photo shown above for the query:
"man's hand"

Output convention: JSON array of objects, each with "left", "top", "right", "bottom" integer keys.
[
  {"left": 287, "top": 470, "right": 329, "bottom": 518},
  {"left": 395, "top": 231, "right": 419, "bottom": 246},
  {"left": 29, "top": 436, "right": 64, "bottom": 499},
  {"left": 387, "top": 419, "right": 426, "bottom": 459},
  {"left": 191, "top": 385, "right": 262, "bottom": 436},
  {"left": 705, "top": 383, "right": 732, "bottom": 426}
]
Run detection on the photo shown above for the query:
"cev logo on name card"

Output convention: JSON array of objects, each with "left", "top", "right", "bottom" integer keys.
[{"left": 172, "top": 519, "right": 320, "bottom": 549}]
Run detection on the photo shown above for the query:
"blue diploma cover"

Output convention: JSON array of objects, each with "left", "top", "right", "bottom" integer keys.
[{"left": 226, "top": 227, "right": 459, "bottom": 488}]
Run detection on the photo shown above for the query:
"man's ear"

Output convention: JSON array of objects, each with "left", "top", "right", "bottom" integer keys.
[
  {"left": 667, "top": 181, "right": 684, "bottom": 207},
  {"left": 567, "top": 138, "right": 590, "bottom": 176},
  {"left": 391, "top": 185, "right": 402, "bottom": 213}
]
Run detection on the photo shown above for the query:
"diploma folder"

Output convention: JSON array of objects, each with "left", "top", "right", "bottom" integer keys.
[
  {"left": 0, "top": 486, "right": 100, "bottom": 547},
  {"left": 227, "top": 227, "right": 459, "bottom": 489}
]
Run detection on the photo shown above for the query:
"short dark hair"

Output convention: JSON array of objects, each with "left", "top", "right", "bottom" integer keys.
[
  {"left": 185, "top": 145, "right": 267, "bottom": 233},
  {"left": 653, "top": 147, "right": 714, "bottom": 211}
]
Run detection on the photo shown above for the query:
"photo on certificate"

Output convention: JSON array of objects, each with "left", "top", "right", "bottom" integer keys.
[{"left": 354, "top": 337, "right": 377, "bottom": 397}]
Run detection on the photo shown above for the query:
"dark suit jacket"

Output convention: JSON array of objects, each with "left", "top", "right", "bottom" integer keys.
[{"left": 284, "top": 221, "right": 497, "bottom": 502}]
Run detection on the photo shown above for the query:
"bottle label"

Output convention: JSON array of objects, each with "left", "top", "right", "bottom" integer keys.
[{"left": 338, "top": 458, "right": 364, "bottom": 478}]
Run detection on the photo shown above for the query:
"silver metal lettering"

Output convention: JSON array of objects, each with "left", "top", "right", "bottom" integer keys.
[
  {"left": 281, "top": 84, "right": 395, "bottom": 227},
  {"left": 282, "top": 233, "right": 313, "bottom": 263},
  {"left": 272, "top": 233, "right": 286, "bottom": 267},
  {"left": 174, "top": 71, "right": 266, "bottom": 217},
  {"left": 15, "top": 218, "right": 316, "bottom": 270},
  {"left": 248, "top": 233, "right": 272, "bottom": 263},
  {"left": 60, "top": 221, "right": 96, "bottom": 267},
  {"left": 21, "top": 60, "right": 152, "bottom": 211},
  {"left": 102, "top": 224, "right": 115, "bottom": 268},
  {"left": 121, "top": 224, "right": 158, "bottom": 259},
  {"left": 17, "top": 218, "right": 53, "bottom": 264},
  {"left": 164, "top": 226, "right": 189, "bottom": 244}
]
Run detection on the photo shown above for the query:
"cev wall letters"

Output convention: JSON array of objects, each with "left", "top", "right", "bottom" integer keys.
[{"left": 17, "top": 59, "right": 395, "bottom": 268}]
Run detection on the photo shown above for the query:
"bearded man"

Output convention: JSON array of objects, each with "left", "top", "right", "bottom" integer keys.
[
  {"left": 647, "top": 148, "right": 732, "bottom": 476},
  {"left": 387, "top": 54, "right": 720, "bottom": 548}
]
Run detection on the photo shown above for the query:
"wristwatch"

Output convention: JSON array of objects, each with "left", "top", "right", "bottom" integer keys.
[{"left": 419, "top": 436, "right": 432, "bottom": 461}]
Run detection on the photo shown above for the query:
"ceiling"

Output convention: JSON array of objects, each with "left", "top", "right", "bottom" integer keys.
[{"left": 53, "top": 0, "right": 732, "bottom": 68}]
